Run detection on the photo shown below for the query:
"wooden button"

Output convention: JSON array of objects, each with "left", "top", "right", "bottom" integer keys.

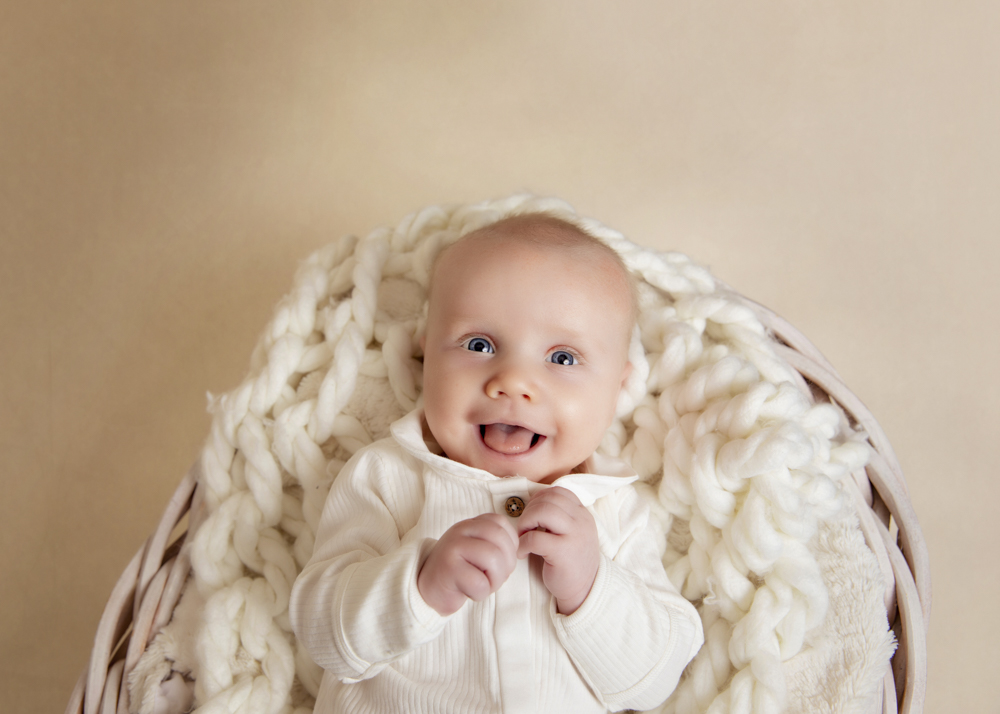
[{"left": 504, "top": 496, "right": 525, "bottom": 517}]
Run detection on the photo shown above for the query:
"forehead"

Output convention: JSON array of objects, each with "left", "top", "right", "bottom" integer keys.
[
  {"left": 429, "top": 230, "right": 633, "bottom": 335},
  {"left": 434, "top": 218, "right": 630, "bottom": 295}
]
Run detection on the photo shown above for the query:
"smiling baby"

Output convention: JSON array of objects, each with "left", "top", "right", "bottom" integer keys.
[{"left": 290, "top": 214, "right": 703, "bottom": 713}]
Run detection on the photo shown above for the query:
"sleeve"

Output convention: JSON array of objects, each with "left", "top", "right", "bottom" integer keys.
[
  {"left": 288, "top": 446, "right": 451, "bottom": 683},
  {"left": 550, "top": 487, "right": 704, "bottom": 712}
]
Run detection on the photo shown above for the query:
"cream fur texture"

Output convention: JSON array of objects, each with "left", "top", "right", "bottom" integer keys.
[{"left": 129, "top": 195, "right": 893, "bottom": 714}]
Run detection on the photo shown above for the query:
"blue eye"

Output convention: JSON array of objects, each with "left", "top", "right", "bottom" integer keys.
[
  {"left": 465, "top": 337, "right": 494, "bottom": 353},
  {"left": 549, "top": 350, "right": 576, "bottom": 366}
]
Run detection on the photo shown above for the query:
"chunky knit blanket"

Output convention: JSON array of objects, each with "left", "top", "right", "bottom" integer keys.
[{"left": 129, "top": 196, "right": 895, "bottom": 714}]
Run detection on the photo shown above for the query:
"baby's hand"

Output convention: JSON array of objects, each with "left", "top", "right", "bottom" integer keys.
[
  {"left": 516, "top": 487, "right": 600, "bottom": 615},
  {"left": 417, "top": 514, "right": 519, "bottom": 616}
]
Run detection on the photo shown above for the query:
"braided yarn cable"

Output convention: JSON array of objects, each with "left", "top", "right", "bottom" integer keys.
[{"left": 156, "top": 195, "right": 869, "bottom": 714}]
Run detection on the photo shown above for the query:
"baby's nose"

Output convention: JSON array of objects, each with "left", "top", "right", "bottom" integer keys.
[{"left": 485, "top": 365, "right": 536, "bottom": 401}]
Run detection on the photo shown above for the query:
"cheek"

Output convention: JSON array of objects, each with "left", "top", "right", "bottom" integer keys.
[
  {"left": 423, "top": 359, "right": 471, "bottom": 423},
  {"left": 561, "top": 378, "right": 620, "bottom": 432},
  {"left": 556, "top": 386, "right": 610, "bottom": 436},
  {"left": 423, "top": 369, "right": 449, "bottom": 416}
]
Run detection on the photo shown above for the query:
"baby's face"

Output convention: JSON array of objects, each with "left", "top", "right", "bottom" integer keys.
[{"left": 421, "top": 231, "right": 632, "bottom": 483}]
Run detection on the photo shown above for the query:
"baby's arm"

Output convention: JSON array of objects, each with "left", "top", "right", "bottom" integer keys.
[
  {"left": 539, "top": 487, "right": 704, "bottom": 712},
  {"left": 417, "top": 513, "right": 519, "bottom": 615},
  {"left": 290, "top": 450, "right": 450, "bottom": 682}
]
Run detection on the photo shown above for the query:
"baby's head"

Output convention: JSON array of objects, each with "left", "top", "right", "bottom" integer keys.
[{"left": 420, "top": 213, "right": 636, "bottom": 484}]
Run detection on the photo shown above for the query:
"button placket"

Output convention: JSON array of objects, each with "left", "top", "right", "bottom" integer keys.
[
  {"left": 489, "top": 479, "right": 536, "bottom": 712},
  {"left": 492, "top": 478, "right": 530, "bottom": 522}
]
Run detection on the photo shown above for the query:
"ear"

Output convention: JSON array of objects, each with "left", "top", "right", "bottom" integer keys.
[
  {"left": 620, "top": 361, "right": 633, "bottom": 389},
  {"left": 419, "top": 334, "right": 426, "bottom": 352}
]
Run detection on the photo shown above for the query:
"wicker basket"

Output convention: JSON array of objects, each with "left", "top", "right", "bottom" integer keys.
[{"left": 66, "top": 287, "right": 930, "bottom": 714}]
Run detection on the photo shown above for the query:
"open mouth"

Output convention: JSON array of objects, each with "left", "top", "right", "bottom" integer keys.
[{"left": 480, "top": 423, "right": 542, "bottom": 455}]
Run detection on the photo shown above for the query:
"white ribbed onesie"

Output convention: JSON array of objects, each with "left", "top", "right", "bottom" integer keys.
[{"left": 289, "top": 409, "right": 703, "bottom": 713}]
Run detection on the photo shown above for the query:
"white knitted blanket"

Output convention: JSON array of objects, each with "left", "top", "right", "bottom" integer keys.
[{"left": 129, "top": 196, "right": 894, "bottom": 714}]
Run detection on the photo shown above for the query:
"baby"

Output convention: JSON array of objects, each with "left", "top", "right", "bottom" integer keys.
[{"left": 290, "top": 214, "right": 703, "bottom": 713}]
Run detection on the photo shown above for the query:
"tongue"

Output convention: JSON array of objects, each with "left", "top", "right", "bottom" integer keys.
[{"left": 482, "top": 424, "right": 536, "bottom": 454}]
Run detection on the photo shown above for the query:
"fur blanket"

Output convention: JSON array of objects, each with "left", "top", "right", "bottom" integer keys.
[{"left": 129, "top": 195, "right": 895, "bottom": 714}]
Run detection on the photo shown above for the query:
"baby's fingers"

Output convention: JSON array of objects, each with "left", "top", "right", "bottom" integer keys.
[
  {"left": 516, "top": 528, "right": 563, "bottom": 561},
  {"left": 419, "top": 514, "right": 519, "bottom": 615},
  {"left": 469, "top": 513, "right": 520, "bottom": 552},
  {"left": 455, "top": 534, "right": 517, "bottom": 593},
  {"left": 517, "top": 487, "right": 583, "bottom": 536}
]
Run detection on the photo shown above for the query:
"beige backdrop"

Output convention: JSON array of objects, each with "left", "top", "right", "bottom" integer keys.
[{"left": 2, "top": 2, "right": 995, "bottom": 711}]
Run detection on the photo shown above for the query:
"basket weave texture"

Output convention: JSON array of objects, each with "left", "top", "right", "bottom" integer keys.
[{"left": 67, "top": 197, "right": 930, "bottom": 714}]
